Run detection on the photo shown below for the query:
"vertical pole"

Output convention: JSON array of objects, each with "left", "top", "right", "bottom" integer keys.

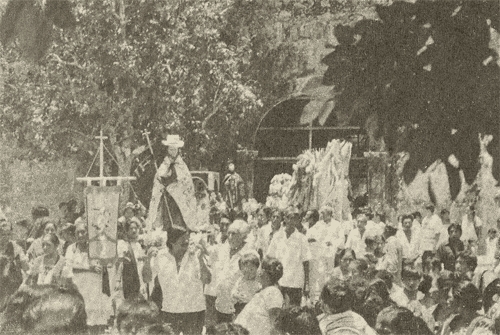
[
  {"left": 308, "top": 121, "right": 313, "bottom": 150},
  {"left": 99, "top": 130, "right": 105, "bottom": 187}
]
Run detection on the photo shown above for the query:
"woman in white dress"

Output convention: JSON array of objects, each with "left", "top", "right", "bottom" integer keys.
[
  {"left": 25, "top": 233, "right": 72, "bottom": 287},
  {"left": 65, "top": 222, "right": 113, "bottom": 326},
  {"left": 235, "top": 257, "right": 284, "bottom": 335}
]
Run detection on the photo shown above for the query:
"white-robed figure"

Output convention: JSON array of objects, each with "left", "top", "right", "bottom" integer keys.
[{"left": 146, "top": 135, "right": 199, "bottom": 232}]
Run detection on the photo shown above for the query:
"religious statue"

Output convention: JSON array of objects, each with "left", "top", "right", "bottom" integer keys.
[
  {"left": 222, "top": 160, "right": 246, "bottom": 211},
  {"left": 147, "top": 135, "right": 198, "bottom": 231}
]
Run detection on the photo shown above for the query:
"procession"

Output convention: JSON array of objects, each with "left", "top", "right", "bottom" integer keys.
[{"left": 2, "top": 0, "right": 500, "bottom": 335}]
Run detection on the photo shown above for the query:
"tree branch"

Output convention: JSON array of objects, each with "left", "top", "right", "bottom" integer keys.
[
  {"left": 46, "top": 53, "right": 83, "bottom": 70},
  {"left": 201, "top": 80, "right": 223, "bottom": 130}
]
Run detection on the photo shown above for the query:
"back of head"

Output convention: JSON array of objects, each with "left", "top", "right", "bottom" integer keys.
[
  {"left": 376, "top": 305, "right": 432, "bottom": 335},
  {"left": 117, "top": 294, "right": 160, "bottom": 334},
  {"left": 206, "top": 323, "right": 249, "bottom": 335},
  {"left": 4, "top": 285, "right": 87, "bottom": 334},
  {"left": 321, "top": 279, "right": 354, "bottom": 314},
  {"left": 276, "top": 306, "right": 322, "bottom": 335}
]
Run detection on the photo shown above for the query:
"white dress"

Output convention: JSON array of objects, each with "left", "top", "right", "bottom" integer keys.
[
  {"left": 235, "top": 286, "right": 283, "bottom": 335},
  {"left": 66, "top": 243, "right": 113, "bottom": 326}
]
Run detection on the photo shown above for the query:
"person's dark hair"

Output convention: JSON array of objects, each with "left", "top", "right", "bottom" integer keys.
[
  {"left": 0, "top": 284, "right": 87, "bottom": 333},
  {"left": 452, "top": 281, "right": 482, "bottom": 311},
  {"left": 425, "top": 204, "right": 435, "bottom": 212},
  {"left": 413, "top": 211, "right": 422, "bottom": 220},
  {"left": 457, "top": 250, "right": 478, "bottom": 272},
  {"left": 275, "top": 306, "right": 322, "bottom": 335},
  {"left": 349, "top": 259, "right": 368, "bottom": 275},
  {"left": 488, "top": 228, "right": 498, "bottom": 235},
  {"left": 261, "top": 206, "right": 272, "bottom": 220},
  {"left": 418, "top": 275, "right": 433, "bottom": 295},
  {"left": 376, "top": 305, "right": 433, "bottom": 335},
  {"left": 374, "top": 212, "right": 386, "bottom": 223},
  {"left": 365, "top": 235, "right": 378, "bottom": 249},
  {"left": 483, "top": 278, "right": 500, "bottom": 313},
  {"left": 401, "top": 264, "right": 423, "bottom": 281},
  {"left": 124, "top": 219, "right": 140, "bottom": 232},
  {"left": 31, "top": 206, "right": 49, "bottom": 220},
  {"left": 448, "top": 223, "right": 462, "bottom": 235},
  {"left": 206, "top": 323, "right": 249, "bottom": 335},
  {"left": 440, "top": 209, "right": 450, "bottom": 216},
  {"left": 238, "top": 252, "right": 260, "bottom": 269},
  {"left": 234, "top": 211, "right": 248, "bottom": 222},
  {"left": 384, "top": 225, "right": 397, "bottom": 238},
  {"left": 309, "top": 209, "right": 319, "bottom": 223},
  {"left": 166, "top": 228, "right": 188, "bottom": 249},
  {"left": 376, "top": 270, "right": 394, "bottom": 290},
  {"left": 437, "top": 271, "right": 456, "bottom": 291},
  {"left": 33, "top": 217, "right": 53, "bottom": 239},
  {"left": 43, "top": 233, "right": 60, "bottom": 247},
  {"left": 116, "top": 294, "right": 164, "bottom": 335},
  {"left": 357, "top": 278, "right": 393, "bottom": 327},
  {"left": 334, "top": 248, "right": 357, "bottom": 267},
  {"left": 58, "top": 202, "right": 68, "bottom": 210},
  {"left": 401, "top": 214, "right": 413, "bottom": 223},
  {"left": 321, "top": 279, "right": 354, "bottom": 314},
  {"left": 261, "top": 257, "right": 283, "bottom": 285}
]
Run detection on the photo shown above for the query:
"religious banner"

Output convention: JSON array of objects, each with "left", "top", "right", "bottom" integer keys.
[{"left": 85, "top": 186, "right": 120, "bottom": 263}]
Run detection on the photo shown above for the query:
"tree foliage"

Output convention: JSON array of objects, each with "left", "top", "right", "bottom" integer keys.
[
  {"left": 322, "top": 0, "right": 500, "bottom": 200},
  {"left": 2, "top": 0, "right": 262, "bottom": 170}
]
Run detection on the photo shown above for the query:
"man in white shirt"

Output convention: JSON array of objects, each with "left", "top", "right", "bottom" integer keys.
[
  {"left": 267, "top": 209, "right": 311, "bottom": 306},
  {"left": 420, "top": 204, "right": 442, "bottom": 262},
  {"left": 306, "top": 206, "right": 344, "bottom": 302},
  {"left": 396, "top": 214, "right": 421, "bottom": 262},
  {"left": 345, "top": 214, "right": 369, "bottom": 258},
  {"left": 214, "top": 219, "right": 253, "bottom": 323}
]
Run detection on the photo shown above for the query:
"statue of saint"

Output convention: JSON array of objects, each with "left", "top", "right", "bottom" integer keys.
[
  {"left": 222, "top": 160, "right": 246, "bottom": 211},
  {"left": 147, "top": 135, "right": 198, "bottom": 231}
]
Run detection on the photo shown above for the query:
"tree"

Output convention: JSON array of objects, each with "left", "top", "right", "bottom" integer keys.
[
  {"left": 1, "top": 0, "right": 262, "bottom": 206},
  {"left": 319, "top": 0, "right": 500, "bottom": 201}
]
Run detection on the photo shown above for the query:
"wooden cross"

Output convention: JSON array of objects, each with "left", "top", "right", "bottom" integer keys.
[{"left": 77, "top": 130, "right": 136, "bottom": 186}]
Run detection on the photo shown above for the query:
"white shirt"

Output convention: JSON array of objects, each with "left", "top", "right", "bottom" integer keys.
[
  {"left": 156, "top": 248, "right": 205, "bottom": 313},
  {"left": 256, "top": 223, "right": 273, "bottom": 254},
  {"left": 215, "top": 242, "right": 253, "bottom": 314},
  {"left": 267, "top": 230, "right": 312, "bottom": 288},
  {"left": 420, "top": 214, "right": 442, "bottom": 252},
  {"left": 231, "top": 277, "right": 261, "bottom": 304},
  {"left": 396, "top": 230, "right": 421, "bottom": 260},
  {"left": 307, "top": 220, "right": 344, "bottom": 261},
  {"left": 235, "top": 286, "right": 283, "bottom": 335},
  {"left": 461, "top": 215, "right": 482, "bottom": 243},
  {"left": 345, "top": 228, "right": 367, "bottom": 258},
  {"left": 366, "top": 220, "right": 386, "bottom": 236}
]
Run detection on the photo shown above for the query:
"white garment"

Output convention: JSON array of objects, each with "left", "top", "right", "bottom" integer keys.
[
  {"left": 256, "top": 223, "right": 273, "bottom": 254},
  {"left": 486, "top": 237, "right": 498, "bottom": 264},
  {"left": 461, "top": 215, "right": 483, "bottom": 243},
  {"left": 215, "top": 242, "right": 253, "bottom": 314},
  {"left": 306, "top": 220, "right": 343, "bottom": 301},
  {"left": 420, "top": 214, "right": 443, "bottom": 252},
  {"left": 156, "top": 248, "right": 205, "bottom": 313},
  {"left": 345, "top": 228, "right": 367, "bottom": 258},
  {"left": 396, "top": 230, "right": 421, "bottom": 260},
  {"left": 235, "top": 286, "right": 283, "bottom": 335},
  {"left": 267, "top": 230, "right": 312, "bottom": 288},
  {"left": 366, "top": 220, "right": 386, "bottom": 236},
  {"left": 231, "top": 277, "right": 261, "bottom": 304},
  {"left": 204, "top": 244, "right": 219, "bottom": 297}
]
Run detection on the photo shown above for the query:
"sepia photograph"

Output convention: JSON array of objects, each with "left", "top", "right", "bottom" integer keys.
[{"left": 1, "top": 0, "right": 500, "bottom": 334}]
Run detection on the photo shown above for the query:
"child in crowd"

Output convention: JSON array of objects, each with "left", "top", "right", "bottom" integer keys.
[{"left": 232, "top": 251, "right": 262, "bottom": 316}]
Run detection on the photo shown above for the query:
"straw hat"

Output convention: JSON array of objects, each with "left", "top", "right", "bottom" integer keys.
[{"left": 161, "top": 135, "right": 184, "bottom": 148}]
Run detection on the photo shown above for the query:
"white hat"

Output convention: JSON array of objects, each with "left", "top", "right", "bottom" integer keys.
[{"left": 162, "top": 135, "right": 184, "bottom": 148}]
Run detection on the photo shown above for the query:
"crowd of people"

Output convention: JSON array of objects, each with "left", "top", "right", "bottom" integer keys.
[{"left": 1, "top": 197, "right": 500, "bottom": 335}]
